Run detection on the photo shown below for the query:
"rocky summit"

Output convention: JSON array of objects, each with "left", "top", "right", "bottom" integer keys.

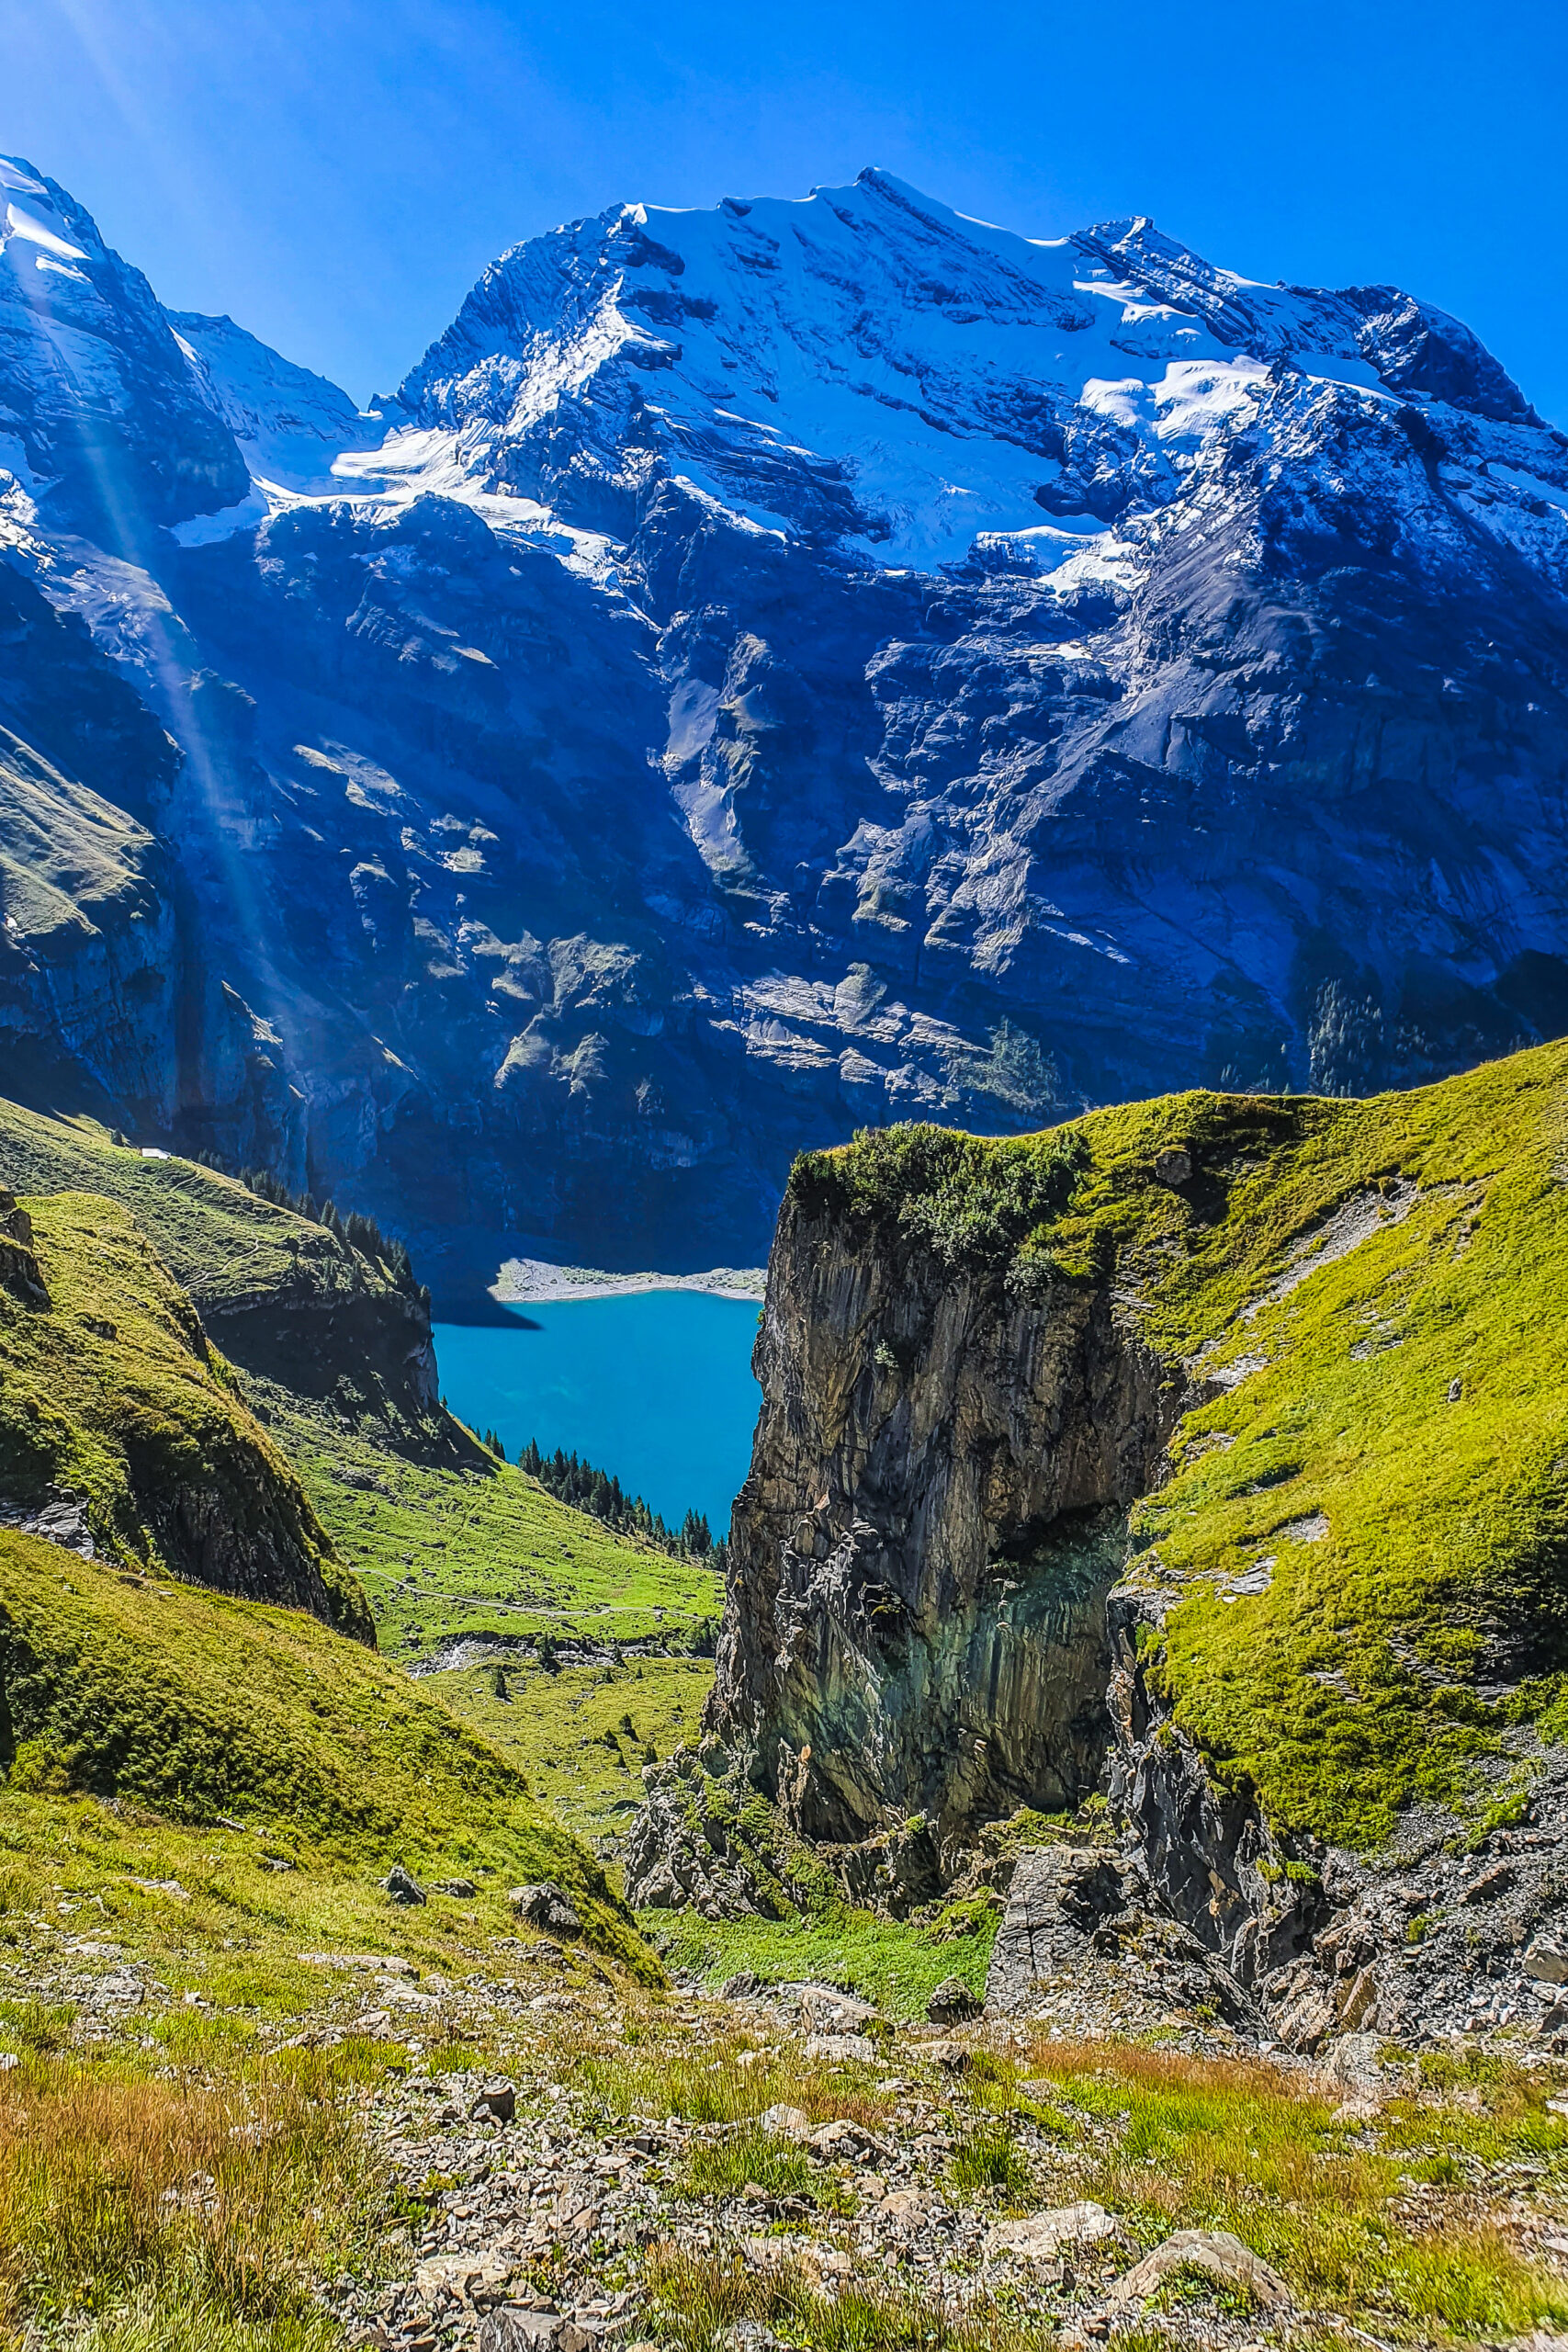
[{"left": 4, "top": 155, "right": 1568, "bottom": 1272}]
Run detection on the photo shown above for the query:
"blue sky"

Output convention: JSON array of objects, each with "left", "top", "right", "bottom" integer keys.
[{"left": 9, "top": 0, "right": 1568, "bottom": 420}]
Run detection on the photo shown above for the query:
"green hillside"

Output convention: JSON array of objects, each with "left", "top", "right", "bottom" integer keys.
[
  {"left": 0, "top": 1185, "right": 366, "bottom": 1634},
  {"left": 0, "top": 1095, "right": 722, "bottom": 1660},
  {"left": 0, "top": 1523, "right": 647, "bottom": 1972},
  {"left": 0, "top": 1099, "right": 435, "bottom": 1438},
  {"left": 799, "top": 1038, "right": 1568, "bottom": 1846},
  {"left": 0, "top": 1090, "right": 705, "bottom": 1934},
  {"left": 288, "top": 1410, "right": 721, "bottom": 1661}
]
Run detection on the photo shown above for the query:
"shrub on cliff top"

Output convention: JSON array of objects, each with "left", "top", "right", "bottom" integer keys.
[{"left": 790, "top": 1122, "right": 1089, "bottom": 1282}]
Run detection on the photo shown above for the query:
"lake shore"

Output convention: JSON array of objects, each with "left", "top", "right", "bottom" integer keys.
[{"left": 491, "top": 1255, "right": 767, "bottom": 1306}]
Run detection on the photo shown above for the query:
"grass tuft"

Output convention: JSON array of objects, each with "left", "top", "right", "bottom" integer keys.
[
  {"left": 645, "top": 2245, "right": 1053, "bottom": 2352},
  {"left": 0, "top": 2051, "right": 378, "bottom": 2334}
]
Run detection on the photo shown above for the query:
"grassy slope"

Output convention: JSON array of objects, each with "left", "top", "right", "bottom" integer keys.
[
  {"left": 0, "top": 1102, "right": 388, "bottom": 1335},
  {"left": 272, "top": 1392, "right": 721, "bottom": 1663},
  {"left": 803, "top": 1039, "right": 1568, "bottom": 1848},
  {"left": 0, "top": 1190, "right": 366, "bottom": 1632},
  {"left": 428, "top": 1651, "right": 713, "bottom": 1849},
  {"left": 0, "top": 1091, "right": 711, "bottom": 1935},
  {"left": 0, "top": 1523, "right": 649, "bottom": 1973},
  {"left": 0, "top": 1099, "right": 722, "bottom": 1657}
]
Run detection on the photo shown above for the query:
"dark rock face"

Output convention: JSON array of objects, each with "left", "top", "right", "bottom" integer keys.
[
  {"left": 0, "top": 561, "right": 303, "bottom": 1175},
  {"left": 706, "top": 1185, "right": 1178, "bottom": 1848},
  {"left": 984, "top": 1842, "right": 1262, "bottom": 2033},
  {"left": 5, "top": 158, "right": 1568, "bottom": 1271}
]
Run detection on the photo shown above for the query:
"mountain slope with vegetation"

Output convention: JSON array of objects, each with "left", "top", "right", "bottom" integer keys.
[
  {"left": 0, "top": 1099, "right": 438, "bottom": 1435},
  {"left": 0, "top": 1522, "right": 643, "bottom": 1967},
  {"left": 0, "top": 1090, "right": 671, "bottom": 1984},
  {"left": 0, "top": 1182, "right": 366, "bottom": 1631},
  {"left": 723, "top": 1037, "right": 1568, "bottom": 1851},
  {"left": 0, "top": 1090, "right": 708, "bottom": 1931}
]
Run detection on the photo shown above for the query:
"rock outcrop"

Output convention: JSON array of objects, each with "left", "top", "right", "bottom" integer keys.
[
  {"left": 705, "top": 1170, "right": 1174, "bottom": 1849},
  {"left": 673, "top": 1049, "right": 1568, "bottom": 2046}
]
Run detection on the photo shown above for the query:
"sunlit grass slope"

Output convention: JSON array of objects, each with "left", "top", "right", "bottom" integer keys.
[
  {"left": 429, "top": 1649, "right": 714, "bottom": 1846},
  {"left": 280, "top": 1401, "right": 722, "bottom": 1662},
  {"left": 801, "top": 1039, "right": 1568, "bottom": 1846},
  {"left": 0, "top": 1525, "right": 648, "bottom": 1970},
  {"left": 0, "top": 1188, "right": 367, "bottom": 1634},
  {"left": 0, "top": 1087, "right": 717, "bottom": 1648},
  {"left": 0, "top": 1099, "right": 390, "bottom": 1335}
]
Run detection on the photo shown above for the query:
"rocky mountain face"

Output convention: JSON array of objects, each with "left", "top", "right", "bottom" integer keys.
[
  {"left": 3, "top": 156, "right": 1568, "bottom": 1272},
  {"left": 702, "top": 1176, "right": 1166, "bottom": 1849},
  {"left": 642, "top": 1045, "right": 1568, "bottom": 2047}
]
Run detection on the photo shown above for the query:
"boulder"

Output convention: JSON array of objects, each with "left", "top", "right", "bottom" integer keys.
[
  {"left": 382, "top": 1862, "right": 426, "bottom": 1905},
  {"left": 760, "top": 2102, "right": 812, "bottom": 2140},
  {"left": 508, "top": 1883, "right": 581, "bottom": 1936},
  {"left": 470, "top": 2081, "right": 517, "bottom": 2123},
  {"left": 1104, "top": 2228, "right": 1288, "bottom": 2310},
  {"left": 479, "top": 2316, "right": 569, "bottom": 2352},
  {"left": 804, "top": 2030, "right": 877, "bottom": 2064},
  {"left": 987, "top": 2201, "right": 1122, "bottom": 2266},
  {"left": 927, "top": 1973, "right": 980, "bottom": 2024},
  {"left": 797, "top": 1981, "right": 879, "bottom": 2033}
]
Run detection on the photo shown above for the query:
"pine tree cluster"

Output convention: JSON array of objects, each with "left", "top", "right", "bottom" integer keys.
[
  {"left": 233, "top": 1165, "right": 423, "bottom": 1298},
  {"left": 515, "top": 1435, "right": 727, "bottom": 1566}
]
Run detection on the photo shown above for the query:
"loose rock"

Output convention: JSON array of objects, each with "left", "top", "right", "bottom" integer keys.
[
  {"left": 508, "top": 1883, "right": 581, "bottom": 1936},
  {"left": 1104, "top": 2227, "right": 1289, "bottom": 2310}
]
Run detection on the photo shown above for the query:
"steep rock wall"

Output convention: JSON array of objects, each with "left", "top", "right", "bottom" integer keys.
[
  {"left": 0, "top": 563, "right": 304, "bottom": 1176},
  {"left": 699, "top": 1057, "right": 1568, "bottom": 2047},
  {"left": 709, "top": 1180, "right": 1181, "bottom": 1849}
]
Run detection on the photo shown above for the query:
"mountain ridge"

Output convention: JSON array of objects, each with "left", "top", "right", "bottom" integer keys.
[{"left": 3, "top": 154, "right": 1567, "bottom": 1272}]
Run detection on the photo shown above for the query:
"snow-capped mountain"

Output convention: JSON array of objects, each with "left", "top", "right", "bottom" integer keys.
[
  {"left": 396, "top": 172, "right": 1550, "bottom": 567},
  {"left": 4, "top": 159, "right": 1568, "bottom": 1276}
]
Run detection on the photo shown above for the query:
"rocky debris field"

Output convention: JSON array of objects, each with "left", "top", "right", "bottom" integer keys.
[{"left": 12, "top": 1911, "right": 1568, "bottom": 2352}]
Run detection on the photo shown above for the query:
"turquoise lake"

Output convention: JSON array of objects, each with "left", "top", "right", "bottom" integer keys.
[{"left": 432, "top": 1290, "right": 762, "bottom": 1535}]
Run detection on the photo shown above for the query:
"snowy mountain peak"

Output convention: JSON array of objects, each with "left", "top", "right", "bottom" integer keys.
[
  {"left": 393, "top": 170, "right": 1553, "bottom": 571},
  {"left": 0, "top": 153, "right": 249, "bottom": 537},
  {"left": 3, "top": 153, "right": 1568, "bottom": 1270}
]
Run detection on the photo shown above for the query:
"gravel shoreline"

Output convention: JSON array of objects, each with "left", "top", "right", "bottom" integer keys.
[{"left": 489, "top": 1260, "right": 767, "bottom": 1306}]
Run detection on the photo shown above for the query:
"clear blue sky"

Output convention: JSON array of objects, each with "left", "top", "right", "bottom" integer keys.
[{"left": 9, "top": 0, "right": 1567, "bottom": 421}]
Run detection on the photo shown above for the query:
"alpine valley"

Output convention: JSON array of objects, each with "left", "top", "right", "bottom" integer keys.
[
  {"left": 4, "top": 154, "right": 1567, "bottom": 1276},
  {"left": 11, "top": 143, "right": 1568, "bottom": 2352}
]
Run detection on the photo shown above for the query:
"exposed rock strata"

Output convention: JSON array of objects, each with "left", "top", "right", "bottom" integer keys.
[{"left": 705, "top": 1182, "right": 1179, "bottom": 1849}]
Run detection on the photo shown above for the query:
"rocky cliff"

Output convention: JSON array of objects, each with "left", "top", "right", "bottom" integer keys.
[
  {"left": 5, "top": 158, "right": 1568, "bottom": 1274},
  {"left": 705, "top": 1136, "right": 1171, "bottom": 1851},
  {"left": 668, "top": 1044, "right": 1568, "bottom": 2046}
]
